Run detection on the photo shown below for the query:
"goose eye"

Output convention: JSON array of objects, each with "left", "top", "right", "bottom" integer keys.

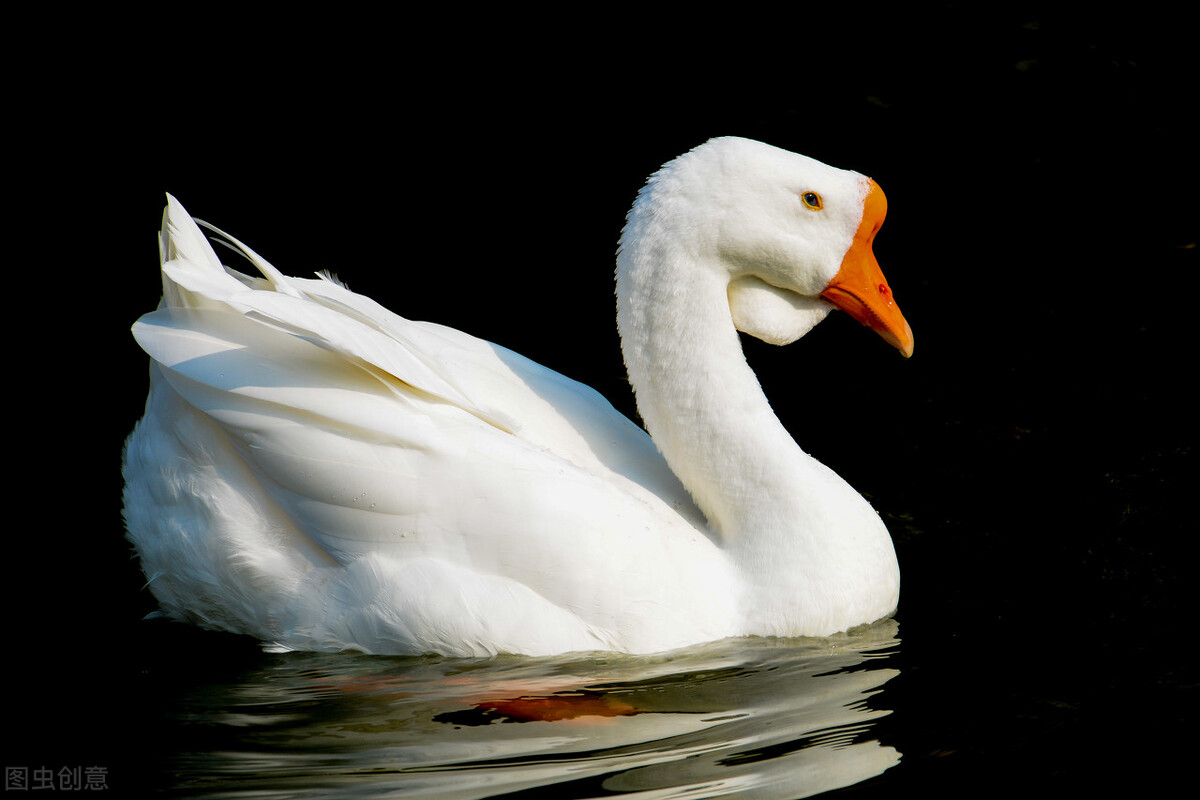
[{"left": 801, "top": 191, "right": 823, "bottom": 210}]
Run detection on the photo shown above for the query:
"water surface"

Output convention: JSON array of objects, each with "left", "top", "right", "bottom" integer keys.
[{"left": 140, "top": 622, "right": 901, "bottom": 798}]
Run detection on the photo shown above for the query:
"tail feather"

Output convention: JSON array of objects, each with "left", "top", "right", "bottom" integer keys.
[
  {"left": 195, "top": 217, "right": 303, "bottom": 299},
  {"left": 146, "top": 195, "right": 507, "bottom": 430},
  {"left": 160, "top": 194, "right": 222, "bottom": 271},
  {"left": 159, "top": 194, "right": 308, "bottom": 310}
]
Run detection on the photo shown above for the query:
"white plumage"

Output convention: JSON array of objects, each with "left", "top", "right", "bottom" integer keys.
[{"left": 123, "top": 137, "right": 913, "bottom": 656}]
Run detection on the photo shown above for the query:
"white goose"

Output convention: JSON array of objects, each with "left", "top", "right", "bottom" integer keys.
[{"left": 123, "top": 137, "right": 913, "bottom": 657}]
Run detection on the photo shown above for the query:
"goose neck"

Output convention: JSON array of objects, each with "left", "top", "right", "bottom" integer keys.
[{"left": 616, "top": 242, "right": 809, "bottom": 543}]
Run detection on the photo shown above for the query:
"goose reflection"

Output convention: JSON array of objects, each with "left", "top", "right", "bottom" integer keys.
[{"left": 155, "top": 621, "right": 901, "bottom": 799}]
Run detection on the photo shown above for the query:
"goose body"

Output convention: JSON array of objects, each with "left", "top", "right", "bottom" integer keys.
[{"left": 123, "top": 137, "right": 913, "bottom": 657}]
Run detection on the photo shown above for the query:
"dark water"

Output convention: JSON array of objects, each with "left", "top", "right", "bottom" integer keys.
[
  {"left": 128, "top": 626, "right": 903, "bottom": 798},
  {"left": 12, "top": 7, "right": 1195, "bottom": 798}
]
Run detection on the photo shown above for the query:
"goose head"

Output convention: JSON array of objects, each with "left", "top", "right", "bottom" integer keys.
[{"left": 625, "top": 136, "right": 913, "bottom": 356}]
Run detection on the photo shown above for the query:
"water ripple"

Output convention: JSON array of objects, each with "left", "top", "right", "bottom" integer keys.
[{"left": 152, "top": 620, "right": 901, "bottom": 798}]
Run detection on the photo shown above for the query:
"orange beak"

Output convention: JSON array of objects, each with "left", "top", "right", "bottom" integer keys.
[{"left": 819, "top": 179, "right": 914, "bottom": 358}]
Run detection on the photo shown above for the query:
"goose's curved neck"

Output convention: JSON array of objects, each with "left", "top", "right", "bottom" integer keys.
[
  {"left": 617, "top": 233, "right": 825, "bottom": 547},
  {"left": 616, "top": 196, "right": 899, "bottom": 634}
]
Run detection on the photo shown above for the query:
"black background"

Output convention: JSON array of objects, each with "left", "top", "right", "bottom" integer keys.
[{"left": 10, "top": 5, "right": 1196, "bottom": 796}]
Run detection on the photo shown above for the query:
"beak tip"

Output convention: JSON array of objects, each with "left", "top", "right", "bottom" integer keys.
[
  {"left": 880, "top": 321, "right": 914, "bottom": 358},
  {"left": 900, "top": 323, "right": 914, "bottom": 359}
]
